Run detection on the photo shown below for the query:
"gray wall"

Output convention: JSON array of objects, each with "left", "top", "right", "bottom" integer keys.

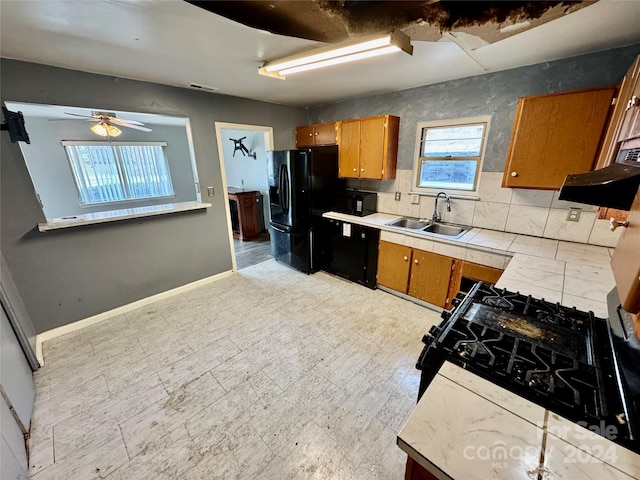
[
  {"left": 1, "top": 59, "right": 307, "bottom": 333},
  {"left": 19, "top": 118, "right": 198, "bottom": 219},
  {"left": 309, "top": 44, "right": 640, "bottom": 174}
]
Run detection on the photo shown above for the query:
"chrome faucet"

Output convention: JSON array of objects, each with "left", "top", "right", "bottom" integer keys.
[{"left": 432, "top": 192, "right": 451, "bottom": 223}]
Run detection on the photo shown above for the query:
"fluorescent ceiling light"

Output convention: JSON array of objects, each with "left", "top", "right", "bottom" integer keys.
[{"left": 259, "top": 30, "right": 413, "bottom": 79}]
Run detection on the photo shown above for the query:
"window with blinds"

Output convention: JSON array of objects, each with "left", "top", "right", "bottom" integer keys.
[{"left": 62, "top": 142, "right": 174, "bottom": 205}]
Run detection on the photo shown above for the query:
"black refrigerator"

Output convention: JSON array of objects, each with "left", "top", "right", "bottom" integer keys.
[{"left": 267, "top": 146, "right": 343, "bottom": 273}]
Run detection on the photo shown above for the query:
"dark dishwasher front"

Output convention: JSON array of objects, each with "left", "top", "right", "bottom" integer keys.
[{"left": 325, "top": 219, "right": 379, "bottom": 289}]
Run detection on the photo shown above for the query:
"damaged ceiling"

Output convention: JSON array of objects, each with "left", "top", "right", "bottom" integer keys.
[
  {"left": 1, "top": 0, "right": 639, "bottom": 107},
  {"left": 188, "top": 1, "right": 595, "bottom": 45}
]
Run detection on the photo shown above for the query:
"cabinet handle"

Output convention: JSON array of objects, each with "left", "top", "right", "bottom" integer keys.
[
  {"left": 414, "top": 259, "right": 419, "bottom": 264},
  {"left": 353, "top": 168, "right": 357, "bottom": 172},
  {"left": 309, "top": 133, "right": 313, "bottom": 137},
  {"left": 511, "top": 172, "right": 518, "bottom": 177},
  {"left": 403, "top": 256, "right": 408, "bottom": 261},
  {"left": 610, "top": 217, "right": 629, "bottom": 231},
  {"left": 360, "top": 168, "right": 365, "bottom": 172},
  {"left": 627, "top": 96, "right": 639, "bottom": 111},
  {"left": 315, "top": 132, "right": 318, "bottom": 136}
]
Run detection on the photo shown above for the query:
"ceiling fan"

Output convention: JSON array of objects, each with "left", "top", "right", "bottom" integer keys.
[{"left": 51, "top": 111, "right": 152, "bottom": 137}]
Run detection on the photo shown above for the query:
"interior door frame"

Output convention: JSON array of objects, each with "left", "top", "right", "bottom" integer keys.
[{"left": 214, "top": 122, "right": 274, "bottom": 272}]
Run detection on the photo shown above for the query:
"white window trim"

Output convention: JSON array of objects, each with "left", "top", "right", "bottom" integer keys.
[{"left": 411, "top": 115, "right": 491, "bottom": 197}]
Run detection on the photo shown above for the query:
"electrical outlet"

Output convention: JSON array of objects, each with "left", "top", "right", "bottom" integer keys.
[
  {"left": 411, "top": 194, "right": 419, "bottom": 204},
  {"left": 394, "top": 192, "right": 401, "bottom": 201},
  {"left": 207, "top": 186, "right": 215, "bottom": 197},
  {"left": 566, "top": 208, "right": 581, "bottom": 222}
]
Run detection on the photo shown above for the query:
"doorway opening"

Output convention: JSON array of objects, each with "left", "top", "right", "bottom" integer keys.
[{"left": 215, "top": 122, "right": 274, "bottom": 271}]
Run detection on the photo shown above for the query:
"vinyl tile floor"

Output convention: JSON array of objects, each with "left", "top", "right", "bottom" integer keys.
[{"left": 28, "top": 259, "right": 442, "bottom": 480}]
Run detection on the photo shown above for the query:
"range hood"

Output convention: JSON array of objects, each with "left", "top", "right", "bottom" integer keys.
[{"left": 559, "top": 162, "right": 640, "bottom": 211}]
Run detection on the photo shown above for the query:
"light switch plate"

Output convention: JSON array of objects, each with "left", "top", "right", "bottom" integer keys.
[
  {"left": 394, "top": 192, "right": 401, "bottom": 201},
  {"left": 566, "top": 208, "right": 581, "bottom": 222},
  {"left": 207, "top": 186, "right": 215, "bottom": 197}
]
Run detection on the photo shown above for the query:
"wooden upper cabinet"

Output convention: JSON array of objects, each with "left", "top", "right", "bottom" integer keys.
[
  {"left": 337, "top": 119, "right": 361, "bottom": 178},
  {"left": 618, "top": 58, "right": 640, "bottom": 143},
  {"left": 295, "top": 125, "right": 315, "bottom": 147},
  {"left": 376, "top": 240, "right": 412, "bottom": 292},
  {"left": 295, "top": 122, "right": 337, "bottom": 148},
  {"left": 596, "top": 56, "right": 640, "bottom": 170},
  {"left": 409, "top": 250, "right": 454, "bottom": 308},
  {"left": 360, "top": 116, "right": 386, "bottom": 179},
  {"left": 502, "top": 86, "right": 616, "bottom": 189},
  {"left": 314, "top": 122, "right": 338, "bottom": 145},
  {"left": 337, "top": 115, "right": 399, "bottom": 180},
  {"left": 611, "top": 186, "right": 640, "bottom": 314}
]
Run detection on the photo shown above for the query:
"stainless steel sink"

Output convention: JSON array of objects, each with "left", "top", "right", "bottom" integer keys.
[
  {"left": 386, "top": 218, "right": 430, "bottom": 230},
  {"left": 422, "top": 223, "right": 467, "bottom": 238},
  {"left": 386, "top": 217, "right": 468, "bottom": 239}
]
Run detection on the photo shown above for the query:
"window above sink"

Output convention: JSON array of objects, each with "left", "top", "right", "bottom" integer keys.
[{"left": 411, "top": 115, "right": 491, "bottom": 197}]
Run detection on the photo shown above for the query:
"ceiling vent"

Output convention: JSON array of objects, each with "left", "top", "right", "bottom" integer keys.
[{"left": 188, "top": 83, "right": 219, "bottom": 92}]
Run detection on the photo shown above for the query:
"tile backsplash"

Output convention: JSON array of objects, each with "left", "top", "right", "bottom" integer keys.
[{"left": 347, "top": 170, "right": 623, "bottom": 247}]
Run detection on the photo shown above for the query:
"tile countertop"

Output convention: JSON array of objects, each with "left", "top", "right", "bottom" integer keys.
[
  {"left": 322, "top": 211, "right": 616, "bottom": 318},
  {"left": 322, "top": 212, "right": 640, "bottom": 479},
  {"left": 398, "top": 363, "right": 640, "bottom": 480}
]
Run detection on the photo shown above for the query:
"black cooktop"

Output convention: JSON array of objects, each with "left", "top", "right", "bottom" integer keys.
[{"left": 416, "top": 281, "right": 639, "bottom": 454}]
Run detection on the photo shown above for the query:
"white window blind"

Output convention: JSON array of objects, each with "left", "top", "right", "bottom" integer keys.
[
  {"left": 63, "top": 142, "right": 174, "bottom": 205},
  {"left": 412, "top": 116, "right": 490, "bottom": 194}
]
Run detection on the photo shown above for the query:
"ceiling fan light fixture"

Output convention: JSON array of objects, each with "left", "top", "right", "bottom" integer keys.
[
  {"left": 91, "top": 122, "right": 122, "bottom": 137},
  {"left": 259, "top": 30, "right": 413, "bottom": 79}
]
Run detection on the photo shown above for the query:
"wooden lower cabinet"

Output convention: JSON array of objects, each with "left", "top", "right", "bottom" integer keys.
[
  {"left": 227, "top": 188, "right": 260, "bottom": 241},
  {"left": 449, "top": 260, "right": 505, "bottom": 301},
  {"left": 377, "top": 240, "right": 505, "bottom": 309},
  {"left": 377, "top": 241, "right": 412, "bottom": 292},
  {"left": 376, "top": 240, "right": 455, "bottom": 309},
  {"left": 405, "top": 457, "right": 438, "bottom": 480},
  {"left": 409, "top": 250, "right": 455, "bottom": 307}
]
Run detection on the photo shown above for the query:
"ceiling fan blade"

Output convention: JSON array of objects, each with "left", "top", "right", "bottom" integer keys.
[
  {"left": 48, "top": 117, "right": 100, "bottom": 122},
  {"left": 63, "top": 112, "right": 96, "bottom": 119},
  {"left": 121, "top": 124, "right": 153, "bottom": 132},
  {"left": 109, "top": 118, "right": 145, "bottom": 127}
]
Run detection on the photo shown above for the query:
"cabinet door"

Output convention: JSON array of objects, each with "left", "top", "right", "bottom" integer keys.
[
  {"left": 314, "top": 122, "right": 337, "bottom": 145},
  {"left": 619, "top": 80, "right": 640, "bottom": 142},
  {"left": 461, "top": 261, "right": 503, "bottom": 285},
  {"left": 295, "top": 125, "right": 315, "bottom": 147},
  {"left": 376, "top": 241, "right": 412, "bottom": 292},
  {"left": 338, "top": 119, "right": 361, "bottom": 178},
  {"left": 409, "top": 250, "right": 454, "bottom": 308},
  {"left": 360, "top": 116, "right": 386, "bottom": 179},
  {"left": 502, "top": 87, "right": 615, "bottom": 189},
  {"left": 595, "top": 56, "right": 640, "bottom": 170},
  {"left": 610, "top": 186, "right": 640, "bottom": 314}
]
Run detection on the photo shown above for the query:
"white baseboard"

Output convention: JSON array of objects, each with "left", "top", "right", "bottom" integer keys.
[{"left": 35, "top": 269, "right": 234, "bottom": 366}]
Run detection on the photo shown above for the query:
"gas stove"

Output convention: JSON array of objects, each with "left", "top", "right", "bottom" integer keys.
[{"left": 416, "top": 281, "right": 640, "bottom": 454}]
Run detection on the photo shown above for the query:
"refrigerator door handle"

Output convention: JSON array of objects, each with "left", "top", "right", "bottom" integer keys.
[
  {"left": 270, "top": 223, "right": 306, "bottom": 236},
  {"left": 278, "top": 164, "right": 286, "bottom": 215},
  {"left": 271, "top": 222, "right": 289, "bottom": 234},
  {"left": 282, "top": 164, "right": 290, "bottom": 216}
]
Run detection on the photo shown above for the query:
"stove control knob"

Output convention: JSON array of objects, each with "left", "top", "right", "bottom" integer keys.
[
  {"left": 451, "top": 297, "right": 462, "bottom": 307},
  {"left": 441, "top": 309, "right": 452, "bottom": 321},
  {"left": 428, "top": 325, "right": 441, "bottom": 337}
]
